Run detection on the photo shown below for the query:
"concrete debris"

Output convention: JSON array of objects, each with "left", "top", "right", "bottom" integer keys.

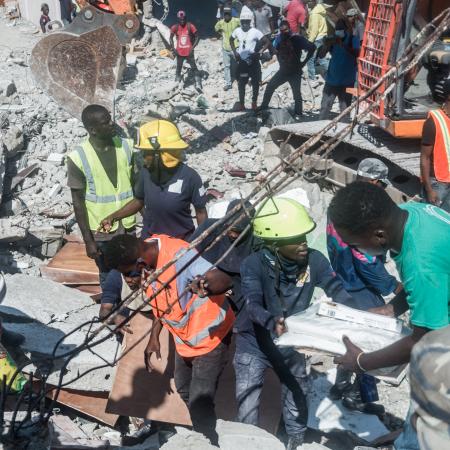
[
  {"left": 0, "top": 218, "right": 27, "bottom": 241},
  {"left": 1, "top": 124, "right": 24, "bottom": 156},
  {"left": 152, "top": 81, "right": 179, "bottom": 102},
  {"left": 0, "top": 274, "right": 120, "bottom": 391},
  {"left": 0, "top": 80, "right": 17, "bottom": 97}
]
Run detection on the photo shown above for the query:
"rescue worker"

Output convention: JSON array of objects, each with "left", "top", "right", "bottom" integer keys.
[
  {"left": 420, "top": 79, "right": 450, "bottom": 213},
  {"left": 67, "top": 104, "right": 136, "bottom": 288},
  {"left": 100, "top": 120, "right": 207, "bottom": 240},
  {"left": 215, "top": 6, "right": 240, "bottom": 90},
  {"left": 104, "top": 234, "right": 234, "bottom": 446},
  {"left": 170, "top": 11, "right": 202, "bottom": 91},
  {"left": 236, "top": 198, "right": 354, "bottom": 449},
  {"left": 328, "top": 181, "right": 450, "bottom": 450},
  {"left": 230, "top": 10, "right": 270, "bottom": 111}
]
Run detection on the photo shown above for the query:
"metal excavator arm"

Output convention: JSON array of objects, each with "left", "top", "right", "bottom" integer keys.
[{"left": 30, "top": 1, "right": 140, "bottom": 119}]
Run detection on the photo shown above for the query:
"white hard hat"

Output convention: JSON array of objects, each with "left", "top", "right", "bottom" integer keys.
[{"left": 240, "top": 11, "right": 254, "bottom": 21}]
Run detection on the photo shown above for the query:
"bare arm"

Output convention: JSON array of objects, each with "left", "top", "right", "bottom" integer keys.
[
  {"left": 192, "top": 31, "right": 200, "bottom": 49},
  {"left": 99, "top": 198, "right": 144, "bottom": 232},
  {"left": 195, "top": 207, "right": 208, "bottom": 226},
  {"left": 369, "top": 287, "right": 408, "bottom": 318},
  {"left": 144, "top": 319, "right": 163, "bottom": 372},
  {"left": 71, "top": 189, "right": 98, "bottom": 258},
  {"left": 335, "top": 325, "right": 429, "bottom": 372},
  {"left": 420, "top": 143, "right": 439, "bottom": 204},
  {"left": 170, "top": 32, "right": 175, "bottom": 50}
]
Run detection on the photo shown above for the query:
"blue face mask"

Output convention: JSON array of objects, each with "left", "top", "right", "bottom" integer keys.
[{"left": 335, "top": 30, "right": 346, "bottom": 38}]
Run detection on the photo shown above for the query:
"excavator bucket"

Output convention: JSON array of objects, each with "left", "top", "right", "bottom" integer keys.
[{"left": 30, "top": 6, "right": 139, "bottom": 119}]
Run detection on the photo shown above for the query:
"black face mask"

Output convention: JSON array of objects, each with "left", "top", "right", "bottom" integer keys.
[{"left": 148, "top": 153, "right": 178, "bottom": 186}]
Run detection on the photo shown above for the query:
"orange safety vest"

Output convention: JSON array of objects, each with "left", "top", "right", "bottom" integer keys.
[
  {"left": 146, "top": 234, "right": 235, "bottom": 358},
  {"left": 429, "top": 110, "right": 450, "bottom": 183}
]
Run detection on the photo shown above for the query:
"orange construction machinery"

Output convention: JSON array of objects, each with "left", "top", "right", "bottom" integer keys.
[
  {"left": 358, "top": 0, "right": 450, "bottom": 138},
  {"left": 30, "top": 1, "right": 140, "bottom": 118}
]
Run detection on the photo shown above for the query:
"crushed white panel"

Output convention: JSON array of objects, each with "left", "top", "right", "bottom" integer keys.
[
  {"left": 317, "top": 301, "right": 403, "bottom": 333},
  {"left": 277, "top": 302, "right": 410, "bottom": 381}
]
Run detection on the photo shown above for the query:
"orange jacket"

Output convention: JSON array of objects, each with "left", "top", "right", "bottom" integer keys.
[
  {"left": 429, "top": 110, "right": 450, "bottom": 183},
  {"left": 147, "top": 234, "right": 235, "bottom": 358}
]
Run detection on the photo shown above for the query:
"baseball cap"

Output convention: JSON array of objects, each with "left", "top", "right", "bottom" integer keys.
[
  {"left": 223, "top": 6, "right": 232, "bottom": 13},
  {"left": 177, "top": 10, "right": 186, "bottom": 19},
  {"left": 410, "top": 326, "right": 450, "bottom": 449},
  {"left": 356, "top": 158, "right": 391, "bottom": 185},
  {"left": 346, "top": 8, "right": 359, "bottom": 17}
]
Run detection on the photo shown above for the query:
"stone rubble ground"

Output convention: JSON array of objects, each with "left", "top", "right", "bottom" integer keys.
[{"left": 0, "top": 13, "right": 410, "bottom": 450}]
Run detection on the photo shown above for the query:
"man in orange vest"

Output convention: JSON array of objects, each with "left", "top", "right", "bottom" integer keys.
[
  {"left": 421, "top": 79, "right": 450, "bottom": 212},
  {"left": 104, "top": 234, "right": 234, "bottom": 446}
]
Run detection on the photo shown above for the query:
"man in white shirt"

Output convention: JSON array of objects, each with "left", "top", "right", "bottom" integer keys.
[
  {"left": 230, "top": 10, "right": 269, "bottom": 111},
  {"left": 254, "top": 0, "right": 274, "bottom": 37}
]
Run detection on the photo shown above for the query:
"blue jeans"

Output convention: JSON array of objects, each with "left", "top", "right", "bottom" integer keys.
[
  {"left": 394, "top": 403, "right": 419, "bottom": 450},
  {"left": 233, "top": 346, "right": 308, "bottom": 436},
  {"left": 222, "top": 49, "right": 235, "bottom": 87},
  {"left": 423, "top": 177, "right": 450, "bottom": 213},
  {"left": 307, "top": 38, "right": 329, "bottom": 79}
]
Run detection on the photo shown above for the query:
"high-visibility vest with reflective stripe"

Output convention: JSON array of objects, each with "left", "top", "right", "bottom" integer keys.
[
  {"left": 429, "top": 110, "right": 450, "bottom": 183},
  {"left": 147, "top": 234, "right": 235, "bottom": 358},
  {"left": 68, "top": 137, "right": 136, "bottom": 232}
]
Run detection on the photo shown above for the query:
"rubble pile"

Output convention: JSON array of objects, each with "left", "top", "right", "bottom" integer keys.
[{"left": 0, "top": 14, "right": 326, "bottom": 277}]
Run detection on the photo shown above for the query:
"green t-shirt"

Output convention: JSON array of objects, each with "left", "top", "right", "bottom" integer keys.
[
  {"left": 393, "top": 202, "right": 450, "bottom": 330},
  {"left": 215, "top": 18, "right": 240, "bottom": 51}
]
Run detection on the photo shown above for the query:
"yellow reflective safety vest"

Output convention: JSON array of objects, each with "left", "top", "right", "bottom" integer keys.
[{"left": 68, "top": 137, "right": 136, "bottom": 232}]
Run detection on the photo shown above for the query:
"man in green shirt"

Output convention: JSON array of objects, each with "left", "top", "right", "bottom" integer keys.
[
  {"left": 215, "top": 6, "right": 240, "bottom": 90},
  {"left": 328, "top": 181, "right": 450, "bottom": 449},
  {"left": 328, "top": 181, "right": 450, "bottom": 372}
]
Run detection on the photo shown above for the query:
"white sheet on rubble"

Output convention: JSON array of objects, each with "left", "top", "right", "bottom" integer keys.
[{"left": 307, "top": 368, "right": 389, "bottom": 441}]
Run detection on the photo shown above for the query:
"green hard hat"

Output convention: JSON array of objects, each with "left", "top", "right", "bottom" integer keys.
[{"left": 253, "top": 197, "right": 316, "bottom": 242}]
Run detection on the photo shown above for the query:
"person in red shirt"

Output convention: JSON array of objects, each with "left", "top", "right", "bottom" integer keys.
[
  {"left": 283, "top": 0, "right": 307, "bottom": 34},
  {"left": 170, "top": 11, "right": 202, "bottom": 91},
  {"left": 40, "top": 3, "right": 51, "bottom": 34}
]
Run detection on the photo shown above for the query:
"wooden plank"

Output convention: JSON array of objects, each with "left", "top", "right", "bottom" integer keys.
[
  {"left": 46, "top": 387, "right": 119, "bottom": 427},
  {"left": 106, "top": 313, "right": 282, "bottom": 433},
  {"left": 41, "top": 240, "right": 100, "bottom": 286}
]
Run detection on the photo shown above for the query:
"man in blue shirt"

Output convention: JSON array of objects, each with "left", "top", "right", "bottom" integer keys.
[
  {"left": 257, "top": 20, "right": 315, "bottom": 117},
  {"left": 318, "top": 19, "right": 360, "bottom": 120},
  {"left": 236, "top": 197, "right": 353, "bottom": 450}
]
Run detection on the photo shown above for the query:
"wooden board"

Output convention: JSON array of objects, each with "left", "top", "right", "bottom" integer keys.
[
  {"left": 46, "top": 387, "right": 119, "bottom": 427},
  {"left": 106, "top": 313, "right": 282, "bottom": 432},
  {"left": 41, "top": 239, "right": 100, "bottom": 285}
]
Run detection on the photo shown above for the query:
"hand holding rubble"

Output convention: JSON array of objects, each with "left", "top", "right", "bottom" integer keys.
[
  {"left": 274, "top": 317, "right": 287, "bottom": 337},
  {"left": 98, "top": 216, "right": 115, "bottom": 233}
]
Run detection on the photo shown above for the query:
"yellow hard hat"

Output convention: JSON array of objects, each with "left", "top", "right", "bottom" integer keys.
[
  {"left": 135, "top": 120, "right": 188, "bottom": 150},
  {"left": 253, "top": 197, "right": 316, "bottom": 242}
]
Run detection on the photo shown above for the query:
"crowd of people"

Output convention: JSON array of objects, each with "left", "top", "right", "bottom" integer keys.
[
  {"left": 35, "top": 1, "right": 450, "bottom": 449},
  {"left": 65, "top": 80, "right": 450, "bottom": 450}
]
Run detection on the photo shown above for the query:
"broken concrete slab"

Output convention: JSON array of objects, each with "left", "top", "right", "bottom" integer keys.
[
  {"left": 0, "top": 274, "right": 120, "bottom": 391},
  {"left": 217, "top": 420, "right": 285, "bottom": 450},
  {"left": 1, "top": 125, "right": 24, "bottom": 157},
  {"left": 0, "top": 80, "right": 17, "bottom": 97},
  {"left": 0, "top": 218, "right": 27, "bottom": 242},
  {"left": 152, "top": 81, "right": 178, "bottom": 102}
]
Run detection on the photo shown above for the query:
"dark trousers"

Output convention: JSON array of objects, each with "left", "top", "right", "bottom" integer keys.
[
  {"left": 94, "top": 240, "right": 110, "bottom": 290},
  {"left": 174, "top": 336, "right": 230, "bottom": 445},
  {"left": 176, "top": 53, "right": 198, "bottom": 77},
  {"left": 234, "top": 340, "right": 308, "bottom": 437},
  {"left": 236, "top": 59, "right": 261, "bottom": 105},
  {"left": 319, "top": 83, "right": 353, "bottom": 120},
  {"left": 261, "top": 70, "right": 303, "bottom": 115}
]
